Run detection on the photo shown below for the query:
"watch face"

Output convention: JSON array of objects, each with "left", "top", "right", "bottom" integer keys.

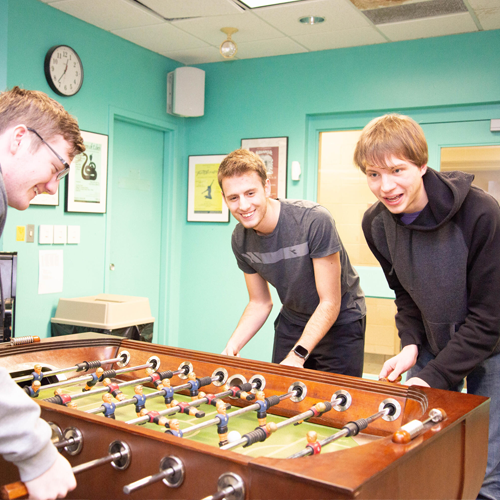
[
  {"left": 44, "top": 45, "right": 84, "bottom": 97},
  {"left": 293, "top": 345, "right": 309, "bottom": 359}
]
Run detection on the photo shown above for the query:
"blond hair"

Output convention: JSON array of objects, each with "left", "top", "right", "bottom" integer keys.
[{"left": 218, "top": 149, "right": 267, "bottom": 190}]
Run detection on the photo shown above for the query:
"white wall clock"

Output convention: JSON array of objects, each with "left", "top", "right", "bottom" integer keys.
[{"left": 44, "top": 45, "right": 84, "bottom": 97}]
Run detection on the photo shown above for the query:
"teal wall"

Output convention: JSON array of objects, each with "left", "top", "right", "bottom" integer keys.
[
  {"left": 179, "top": 30, "right": 500, "bottom": 361},
  {"left": 2, "top": 0, "right": 500, "bottom": 362},
  {"left": 2, "top": 0, "right": 183, "bottom": 339}
]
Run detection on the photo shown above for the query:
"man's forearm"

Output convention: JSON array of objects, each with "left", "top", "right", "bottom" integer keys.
[
  {"left": 294, "top": 300, "right": 340, "bottom": 353},
  {"left": 225, "top": 301, "right": 273, "bottom": 354}
]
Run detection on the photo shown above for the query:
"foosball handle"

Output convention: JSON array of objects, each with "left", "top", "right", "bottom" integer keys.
[{"left": 1, "top": 481, "right": 28, "bottom": 500}]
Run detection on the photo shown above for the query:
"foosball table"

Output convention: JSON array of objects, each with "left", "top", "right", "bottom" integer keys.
[{"left": 0, "top": 333, "right": 490, "bottom": 499}]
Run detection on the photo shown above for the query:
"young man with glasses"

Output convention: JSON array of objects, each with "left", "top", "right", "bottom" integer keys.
[{"left": 0, "top": 86, "right": 84, "bottom": 500}]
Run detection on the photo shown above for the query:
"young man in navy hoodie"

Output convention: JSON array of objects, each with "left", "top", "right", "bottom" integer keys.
[{"left": 355, "top": 114, "right": 500, "bottom": 500}]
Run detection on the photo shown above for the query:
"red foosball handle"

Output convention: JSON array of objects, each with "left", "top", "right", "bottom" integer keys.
[{"left": 1, "top": 481, "right": 28, "bottom": 500}]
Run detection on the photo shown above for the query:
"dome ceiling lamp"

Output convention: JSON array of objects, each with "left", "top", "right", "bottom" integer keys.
[{"left": 220, "top": 27, "right": 239, "bottom": 59}]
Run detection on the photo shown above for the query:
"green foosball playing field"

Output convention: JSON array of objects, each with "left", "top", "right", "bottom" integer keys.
[{"left": 36, "top": 380, "right": 376, "bottom": 459}]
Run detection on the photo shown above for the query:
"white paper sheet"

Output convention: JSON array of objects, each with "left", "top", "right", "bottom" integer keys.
[{"left": 38, "top": 250, "right": 64, "bottom": 294}]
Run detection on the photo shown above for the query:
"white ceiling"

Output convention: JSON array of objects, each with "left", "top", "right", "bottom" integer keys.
[{"left": 38, "top": 0, "right": 500, "bottom": 64}]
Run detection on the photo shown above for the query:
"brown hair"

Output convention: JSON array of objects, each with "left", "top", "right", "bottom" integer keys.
[
  {"left": 0, "top": 86, "right": 85, "bottom": 159},
  {"left": 218, "top": 149, "right": 267, "bottom": 190},
  {"left": 353, "top": 114, "right": 428, "bottom": 173}
]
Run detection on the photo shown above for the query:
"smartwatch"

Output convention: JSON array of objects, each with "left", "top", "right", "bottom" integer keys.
[{"left": 293, "top": 344, "right": 309, "bottom": 361}]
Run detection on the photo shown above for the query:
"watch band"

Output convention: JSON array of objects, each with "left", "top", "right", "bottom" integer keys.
[{"left": 293, "top": 345, "right": 309, "bottom": 361}]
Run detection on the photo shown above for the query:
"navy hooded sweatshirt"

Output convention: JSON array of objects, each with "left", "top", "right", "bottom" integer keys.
[{"left": 363, "top": 167, "right": 500, "bottom": 389}]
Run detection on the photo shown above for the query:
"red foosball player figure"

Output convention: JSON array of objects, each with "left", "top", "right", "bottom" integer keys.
[
  {"left": 24, "top": 380, "right": 41, "bottom": 398},
  {"left": 177, "top": 400, "right": 205, "bottom": 419},
  {"left": 139, "top": 408, "right": 171, "bottom": 430},
  {"left": 224, "top": 383, "right": 255, "bottom": 402},
  {"left": 216, "top": 399, "right": 229, "bottom": 447},
  {"left": 32, "top": 364, "right": 43, "bottom": 383},
  {"left": 145, "top": 367, "right": 164, "bottom": 390},
  {"left": 82, "top": 367, "right": 104, "bottom": 392},
  {"left": 134, "top": 385, "right": 147, "bottom": 417},
  {"left": 305, "top": 431, "right": 322, "bottom": 455},
  {"left": 165, "top": 419, "right": 183, "bottom": 438},
  {"left": 102, "top": 377, "right": 127, "bottom": 401},
  {"left": 255, "top": 391, "right": 269, "bottom": 427},
  {"left": 102, "top": 393, "right": 116, "bottom": 419},
  {"left": 162, "top": 378, "right": 176, "bottom": 407}
]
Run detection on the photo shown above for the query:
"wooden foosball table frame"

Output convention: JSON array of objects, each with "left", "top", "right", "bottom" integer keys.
[{"left": 0, "top": 333, "right": 490, "bottom": 499}]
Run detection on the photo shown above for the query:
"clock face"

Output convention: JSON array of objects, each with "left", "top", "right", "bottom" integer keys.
[{"left": 44, "top": 45, "right": 84, "bottom": 97}]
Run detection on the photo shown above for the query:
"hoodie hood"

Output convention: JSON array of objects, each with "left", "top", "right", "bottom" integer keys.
[{"left": 396, "top": 168, "right": 474, "bottom": 232}]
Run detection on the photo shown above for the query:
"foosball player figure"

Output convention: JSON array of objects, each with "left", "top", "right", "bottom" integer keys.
[
  {"left": 306, "top": 431, "right": 322, "bottom": 455},
  {"left": 82, "top": 367, "right": 104, "bottom": 392},
  {"left": 162, "top": 378, "right": 176, "bottom": 407},
  {"left": 145, "top": 367, "right": 164, "bottom": 390},
  {"left": 139, "top": 408, "right": 171, "bottom": 429},
  {"left": 103, "top": 377, "right": 127, "bottom": 401},
  {"left": 187, "top": 372, "right": 201, "bottom": 401},
  {"left": 66, "top": 401, "right": 78, "bottom": 410},
  {"left": 24, "top": 380, "right": 41, "bottom": 398},
  {"left": 255, "top": 391, "right": 269, "bottom": 427},
  {"left": 165, "top": 419, "right": 183, "bottom": 438},
  {"left": 102, "top": 393, "right": 116, "bottom": 419},
  {"left": 216, "top": 399, "right": 230, "bottom": 447},
  {"left": 224, "top": 383, "right": 255, "bottom": 402},
  {"left": 177, "top": 399, "right": 205, "bottom": 419},
  {"left": 134, "top": 385, "right": 147, "bottom": 417},
  {"left": 32, "top": 364, "right": 43, "bottom": 383}
]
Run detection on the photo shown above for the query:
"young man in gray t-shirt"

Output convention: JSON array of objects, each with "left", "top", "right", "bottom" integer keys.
[{"left": 218, "top": 149, "right": 366, "bottom": 375}]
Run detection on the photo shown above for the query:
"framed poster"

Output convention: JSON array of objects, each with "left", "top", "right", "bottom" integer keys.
[
  {"left": 30, "top": 188, "right": 59, "bottom": 206},
  {"left": 188, "top": 154, "right": 229, "bottom": 222},
  {"left": 241, "top": 136, "right": 288, "bottom": 199},
  {"left": 66, "top": 131, "right": 108, "bottom": 213}
]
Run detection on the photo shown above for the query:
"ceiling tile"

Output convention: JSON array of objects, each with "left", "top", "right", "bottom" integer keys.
[
  {"left": 292, "top": 26, "right": 387, "bottom": 50},
  {"left": 378, "top": 12, "right": 478, "bottom": 41},
  {"left": 172, "top": 13, "right": 284, "bottom": 44},
  {"left": 164, "top": 46, "right": 229, "bottom": 64},
  {"left": 45, "top": 0, "right": 164, "bottom": 31},
  {"left": 112, "top": 23, "right": 210, "bottom": 55},
  {"left": 139, "top": 0, "right": 243, "bottom": 19},
  {"left": 475, "top": 7, "right": 500, "bottom": 29},
  {"left": 252, "top": 0, "right": 370, "bottom": 36},
  {"left": 466, "top": 0, "right": 500, "bottom": 9},
  {"left": 235, "top": 37, "right": 309, "bottom": 59}
]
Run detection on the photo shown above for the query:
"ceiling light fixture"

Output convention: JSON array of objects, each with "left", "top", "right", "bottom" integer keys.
[
  {"left": 299, "top": 15, "right": 325, "bottom": 25},
  {"left": 220, "top": 27, "right": 239, "bottom": 59}
]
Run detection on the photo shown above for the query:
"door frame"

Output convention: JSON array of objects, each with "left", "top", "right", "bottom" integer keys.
[{"left": 105, "top": 106, "right": 182, "bottom": 347}]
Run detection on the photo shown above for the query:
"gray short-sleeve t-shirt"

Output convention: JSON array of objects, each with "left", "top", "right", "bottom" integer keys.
[{"left": 231, "top": 199, "right": 366, "bottom": 326}]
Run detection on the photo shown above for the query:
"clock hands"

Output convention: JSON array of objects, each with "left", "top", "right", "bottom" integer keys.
[{"left": 58, "top": 60, "right": 69, "bottom": 83}]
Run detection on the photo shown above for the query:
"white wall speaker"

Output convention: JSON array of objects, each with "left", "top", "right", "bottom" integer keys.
[
  {"left": 167, "top": 67, "right": 205, "bottom": 117},
  {"left": 491, "top": 119, "right": 500, "bottom": 132}
]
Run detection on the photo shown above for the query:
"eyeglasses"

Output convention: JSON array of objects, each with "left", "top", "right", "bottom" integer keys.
[{"left": 27, "top": 127, "right": 71, "bottom": 181}]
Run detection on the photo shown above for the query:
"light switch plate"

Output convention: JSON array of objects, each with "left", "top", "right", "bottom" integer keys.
[{"left": 26, "top": 224, "right": 35, "bottom": 243}]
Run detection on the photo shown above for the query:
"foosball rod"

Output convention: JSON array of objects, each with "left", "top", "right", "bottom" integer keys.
[
  {"left": 220, "top": 396, "right": 344, "bottom": 451},
  {"left": 392, "top": 408, "right": 447, "bottom": 444},
  {"left": 12, "top": 351, "right": 131, "bottom": 384},
  {"left": 180, "top": 384, "right": 303, "bottom": 437},
  {"left": 288, "top": 401, "right": 399, "bottom": 459},
  {"left": 1, "top": 441, "right": 131, "bottom": 500},
  {"left": 42, "top": 357, "right": 163, "bottom": 397}
]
